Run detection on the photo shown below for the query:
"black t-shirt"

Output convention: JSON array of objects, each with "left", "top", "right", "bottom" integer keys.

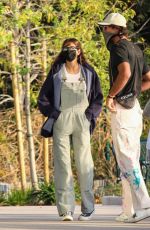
[{"left": 109, "top": 39, "right": 149, "bottom": 97}]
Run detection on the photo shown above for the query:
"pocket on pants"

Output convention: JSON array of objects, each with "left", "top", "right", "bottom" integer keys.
[
  {"left": 84, "top": 113, "right": 90, "bottom": 125},
  {"left": 75, "top": 112, "right": 90, "bottom": 132},
  {"left": 116, "top": 103, "right": 143, "bottom": 129},
  {"left": 53, "top": 113, "right": 63, "bottom": 129},
  {"left": 83, "top": 113, "right": 90, "bottom": 130},
  {"left": 121, "top": 111, "right": 142, "bottom": 128}
]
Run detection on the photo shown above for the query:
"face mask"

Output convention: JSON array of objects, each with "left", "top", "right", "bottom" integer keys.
[
  {"left": 66, "top": 50, "right": 77, "bottom": 62},
  {"left": 103, "top": 31, "right": 117, "bottom": 50},
  {"left": 62, "top": 47, "right": 77, "bottom": 62}
]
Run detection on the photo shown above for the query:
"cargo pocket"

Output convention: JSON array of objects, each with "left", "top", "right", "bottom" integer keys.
[{"left": 119, "top": 106, "right": 142, "bottom": 129}]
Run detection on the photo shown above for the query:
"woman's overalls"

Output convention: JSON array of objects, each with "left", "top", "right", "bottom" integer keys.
[{"left": 53, "top": 66, "right": 94, "bottom": 216}]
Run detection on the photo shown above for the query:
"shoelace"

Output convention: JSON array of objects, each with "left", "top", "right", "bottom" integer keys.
[
  {"left": 61, "top": 211, "right": 72, "bottom": 217},
  {"left": 81, "top": 212, "right": 92, "bottom": 217}
]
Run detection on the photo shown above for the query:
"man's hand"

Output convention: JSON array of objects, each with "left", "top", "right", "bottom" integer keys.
[{"left": 106, "top": 97, "right": 116, "bottom": 112}]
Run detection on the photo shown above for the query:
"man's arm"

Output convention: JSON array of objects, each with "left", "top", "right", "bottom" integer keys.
[
  {"left": 141, "top": 71, "right": 150, "bottom": 92},
  {"left": 106, "top": 62, "right": 131, "bottom": 112},
  {"left": 109, "top": 62, "right": 131, "bottom": 96}
]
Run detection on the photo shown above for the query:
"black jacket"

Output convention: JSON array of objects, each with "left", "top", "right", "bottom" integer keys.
[{"left": 38, "top": 62, "right": 103, "bottom": 134}]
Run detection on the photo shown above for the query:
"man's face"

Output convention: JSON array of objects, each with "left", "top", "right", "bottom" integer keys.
[
  {"left": 103, "top": 25, "right": 119, "bottom": 34},
  {"left": 102, "top": 25, "right": 120, "bottom": 50}
]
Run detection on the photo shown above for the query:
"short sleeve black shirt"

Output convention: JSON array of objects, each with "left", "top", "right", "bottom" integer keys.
[{"left": 109, "top": 39, "right": 150, "bottom": 97}]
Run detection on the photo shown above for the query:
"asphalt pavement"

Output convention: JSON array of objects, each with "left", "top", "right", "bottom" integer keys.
[{"left": 0, "top": 205, "right": 150, "bottom": 230}]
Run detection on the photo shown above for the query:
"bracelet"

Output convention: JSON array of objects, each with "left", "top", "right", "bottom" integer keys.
[{"left": 107, "top": 94, "right": 115, "bottom": 99}]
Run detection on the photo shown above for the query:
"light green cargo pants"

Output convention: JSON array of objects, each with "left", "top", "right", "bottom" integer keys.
[{"left": 53, "top": 78, "right": 94, "bottom": 216}]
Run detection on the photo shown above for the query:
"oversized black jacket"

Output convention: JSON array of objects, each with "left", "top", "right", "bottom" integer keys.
[{"left": 38, "top": 62, "right": 103, "bottom": 134}]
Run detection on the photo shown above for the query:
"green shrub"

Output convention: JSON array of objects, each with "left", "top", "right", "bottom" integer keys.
[
  {"left": 0, "top": 182, "right": 56, "bottom": 206},
  {"left": 103, "top": 182, "right": 122, "bottom": 197},
  {"left": 37, "top": 182, "right": 56, "bottom": 205},
  {"left": 0, "top": 181, "right": 82, "bottom": 206},
  {"left": 3, "top": 189, "right": 32, "bottom": 206},
  {"left": 21, "top": 182, "right": 56, "bottom": 205},
  {"left": 0, "top": 192, "right": 6, "bottom": 204}
]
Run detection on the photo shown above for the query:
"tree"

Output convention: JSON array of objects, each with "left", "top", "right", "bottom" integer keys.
[
  {"left": 10, "top": 40, "right": 27, "bottom": 190},
  {"left": 0, "top": 0, "right": 149, "bottom": 188}
]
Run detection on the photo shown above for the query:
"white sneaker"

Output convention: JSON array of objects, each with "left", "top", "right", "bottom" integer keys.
[
  {"left": 124, "top": 208, "right": 150, "bottom": 223},
  {"left": 60, "top": 211, "right": 73, "bottom": 221},
  {"left": 115, "top": 213, "right": 129, "bottom": 222},
  {"left": 78, "top": 210, "right": 94, "bottom": 221}
]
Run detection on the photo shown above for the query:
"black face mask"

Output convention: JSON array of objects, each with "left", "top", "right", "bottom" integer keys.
[
  {"left": 103, "top": 31, "right": 117, "bottom": 50},
  {"left": 66, "top": 50, "right": 77, "bottom": 62},
  {"left": 62, "top": 47, "right": 77, "bottom": 62}
]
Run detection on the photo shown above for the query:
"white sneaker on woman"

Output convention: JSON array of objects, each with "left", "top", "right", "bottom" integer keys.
[
  {"left": 60, "top": 211, "right": 73, "bottom": 221},
  {"left": 78, "top": 210, "right": 94, "bottom": 221}
]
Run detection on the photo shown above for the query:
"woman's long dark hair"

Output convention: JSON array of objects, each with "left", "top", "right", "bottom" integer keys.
[{"left": 52, "top": 38, "right": 88, "bottom": 67}]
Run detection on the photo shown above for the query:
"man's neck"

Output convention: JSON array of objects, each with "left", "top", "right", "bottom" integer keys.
[{"left": 112, "top": 35, "right": 127, "bottom": 44}]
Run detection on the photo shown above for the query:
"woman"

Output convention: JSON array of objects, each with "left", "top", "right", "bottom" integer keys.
[{"left": 38, "top": 38, "right": 103, "bottom": 221}]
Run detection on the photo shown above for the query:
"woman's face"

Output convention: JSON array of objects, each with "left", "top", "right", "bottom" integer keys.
[
  {"left": 62, "top": 42, "right": 81, "bottom": 62},
  {"left": 63, "top": 42, "right": 81, "bottom": 55}
]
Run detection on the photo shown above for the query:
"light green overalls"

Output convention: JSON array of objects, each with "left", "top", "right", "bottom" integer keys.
[{"left": 53, "top": 67, "right": 94, "bottom": 216}]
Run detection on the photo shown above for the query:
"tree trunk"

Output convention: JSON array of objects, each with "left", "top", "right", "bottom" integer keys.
[
  {"left": 10, "top": 41, "right": 26, "bottom": 191},
  {"left": 13, "top": 0, "right": 24, "bottom": 112},
  {"left": 41, "top": 39, "right": 49, "bottom": 184},
  {"left": 16, "top": 48, "right": 24, "bottom": 112},
  {"left": 25, "top": 0, "right": 38, "bottom": 190}
]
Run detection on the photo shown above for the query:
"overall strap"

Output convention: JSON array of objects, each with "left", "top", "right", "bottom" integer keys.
[
  {"left": 79, "top": 70, "right": 85, "bottom": 82},
  {"left": 62, "top": 65, "right": 67, "bottom": 81},
  {"left": 62, "top": 64, "right": 84, "bottom": 82}
]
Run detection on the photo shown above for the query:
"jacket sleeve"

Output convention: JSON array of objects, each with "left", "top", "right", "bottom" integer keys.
[
  {"left": 38, "top": 69, "right": 60, "bottom": 119},
  {"left": 85, "top": 69, "right": 103, "bottom": 132}
]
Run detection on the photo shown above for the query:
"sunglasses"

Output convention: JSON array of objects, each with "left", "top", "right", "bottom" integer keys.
[
  {"left": 62, "top": 46, "right": 78, "bottom": 52},
  {"left": 103, "top": 25, "right": 119, "bottom": 30}
]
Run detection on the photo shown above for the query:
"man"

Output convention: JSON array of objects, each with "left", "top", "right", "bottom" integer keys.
[{"left": 99, "top": 13, "right": 150, "bottom": 223}]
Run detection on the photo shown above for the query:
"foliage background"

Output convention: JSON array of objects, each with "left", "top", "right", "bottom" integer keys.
[{"left": 0, "top": 0, "right": 149, "bottom": 190}]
